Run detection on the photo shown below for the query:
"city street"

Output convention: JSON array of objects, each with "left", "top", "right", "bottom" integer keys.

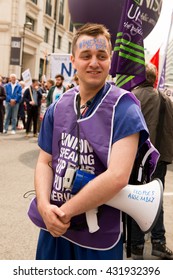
[
  {"left": 0, "top": 129, "right": 39, "bottom": 260},
  {"left": 0, "top": 129, "right": 173, "bottom": 260}
]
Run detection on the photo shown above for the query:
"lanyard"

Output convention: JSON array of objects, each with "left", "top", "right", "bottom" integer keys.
[{"left": 76, "top": 95, "right": 93, "bottom": 168}]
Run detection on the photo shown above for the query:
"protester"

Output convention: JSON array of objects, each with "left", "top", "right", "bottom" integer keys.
[
  {"left": 33, "top": 23, "right": 149, "bottom": 260},
  {"left": 0, "top": 76, "right": 6, "bottom": 133},
  {"left": 131, "top": 63, "right": 173, "bottom": 260},
  {"left": 46, "top": 74, "right": 66, "bottom": 107},
  {"left": 66, "top": 74, "right": 79, "bottom": 90},
  {"left": 45, "top": 79, "right": 55, "bottom": 93},
  {"left": 3, "top": 73, "right": 22, "bottom": 134},
  {"left": 39, "top": 80, "right": 47, "bottom": 94},
  {"left": 2, "top": 76, "right": 9, "bottom": 85},
  {"left": 23, "top": 79, "right": 42, "bottom": 138},
  {"left": 39, "top": 79, "right": 55, "bottom": 122},
  {"left": 16, "top": 80, "right": 26, "bottom": 130}
]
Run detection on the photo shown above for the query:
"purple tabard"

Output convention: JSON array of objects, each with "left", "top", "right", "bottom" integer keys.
[{"left": 28, "top": 84, "right": 139, "bottom": 249}]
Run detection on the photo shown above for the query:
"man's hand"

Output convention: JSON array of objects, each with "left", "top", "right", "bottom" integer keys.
[
  {"left": 10, "top": 99, "right": 16, "bottom": 106},
  {"left": 39, "top": 204, "right": 70, "bottom": 237},
  {"left": 29, "top": 100, "right": 35, "bottom": 106}
]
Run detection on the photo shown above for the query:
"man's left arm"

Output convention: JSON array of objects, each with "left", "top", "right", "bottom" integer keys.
[
  {"left": 14, "top": 85, "right": 22, "bottom": 103},
  {"left": 60, "top": 132, "right": 139, "bottom": 223}
]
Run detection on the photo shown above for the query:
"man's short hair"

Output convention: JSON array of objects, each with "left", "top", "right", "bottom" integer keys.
[
  {"left": 73, "top": 74, "right": 79, "bottom": 82},
  {"left": 55, "top": 74, "right": 64, "bottom": 80},
  {"left": 47, "top": 79, "right": 55, "bottom": 86},
  {"left": 145, "top": 63, "right": 157, "bottom": 86},
  {"left": 71, "top": 23, "right": 112, "bottom": 56},
  {"left": 32, "top": 79, "right": 38, "bottom": 84},
  {"left": 10, "top": 73, "right": 17, "bottom": 79}
]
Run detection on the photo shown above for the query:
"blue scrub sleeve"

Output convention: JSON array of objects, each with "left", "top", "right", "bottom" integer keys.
[
  {"left": 38, "top": 103, "right": 54, "bottom": 154},
  {"left": 113, "top": 94, "right": 149, "bottom": 147}
]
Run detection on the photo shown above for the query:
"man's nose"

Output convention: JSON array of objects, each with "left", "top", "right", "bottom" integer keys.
[{"left": 89, "top": 57, "right": 99, "bottom": 67}]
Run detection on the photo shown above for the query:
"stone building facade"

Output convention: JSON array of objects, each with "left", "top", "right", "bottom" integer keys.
[{"left": 0, "top": 0, "right": 74, "bottom": 80}]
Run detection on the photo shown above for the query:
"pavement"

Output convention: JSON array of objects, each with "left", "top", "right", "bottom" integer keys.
[{"left": 0, "top": 128, "right": 172, "bottom": 260}]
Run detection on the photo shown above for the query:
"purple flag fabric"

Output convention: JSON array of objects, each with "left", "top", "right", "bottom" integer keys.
[
  {"left": 109, "top": 0, "right": 146, "bottom": 90},
  {"left": 158, "top": 59, "right": 166, "bottom": 89}
]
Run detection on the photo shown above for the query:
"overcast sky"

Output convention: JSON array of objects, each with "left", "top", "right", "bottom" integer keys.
[{"left": 144, "top": 0, "right": 173, "bottom": 54}]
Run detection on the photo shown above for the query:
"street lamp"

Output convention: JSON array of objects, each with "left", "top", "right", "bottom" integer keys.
[{"left": 21, "top": 22, "right": 33, "bottom": 78}]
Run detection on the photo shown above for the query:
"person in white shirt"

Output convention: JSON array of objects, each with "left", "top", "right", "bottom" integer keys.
[
  {"left": 3, "top": 74, "right": 22, "bottom": 134},
  {"left": 46, "top": 74, "right": 66, "bottom": 107}
]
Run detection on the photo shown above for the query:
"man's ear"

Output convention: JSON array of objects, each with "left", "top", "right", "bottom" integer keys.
[{"left": 70, "top": 55, "right": 76, "bottom": 70}]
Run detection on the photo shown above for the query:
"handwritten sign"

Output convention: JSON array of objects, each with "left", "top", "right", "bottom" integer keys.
[{"left": 22, "top": 69, "right": 32, "bottom": 87}]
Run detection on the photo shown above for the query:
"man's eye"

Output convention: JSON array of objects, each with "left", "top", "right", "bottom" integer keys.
[
  {"left": 81, "top": 54, "right": 90, "bottom": 59},
  {"left": 98, "top": 54, "right": 107, "bottom": 60}
]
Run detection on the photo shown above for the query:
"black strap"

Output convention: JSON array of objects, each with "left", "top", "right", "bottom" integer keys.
[{"left": 155, "top": 91, "right": 166, "bottom": 150}]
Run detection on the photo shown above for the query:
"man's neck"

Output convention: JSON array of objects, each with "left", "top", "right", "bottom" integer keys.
[
  {"left": 79, "top": 83, "right": 105, "bottom": 105},
  {"left": 56, "top": 85, "right": 63, "bottom": 88}
]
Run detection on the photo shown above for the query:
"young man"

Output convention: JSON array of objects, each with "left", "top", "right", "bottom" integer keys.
[
  {"left": 3, "top": 74, "right": 22, "bottom": 134},
  {"left": 33, "top": 23, "right": 149, "bottom": 260},
  {"left": 23, "top": 79, "right": 42, "bottom": 138},
  {"left": 0, "top": 76, "right": 6, "bottom": 133},
  {"left": 46, "top": 74, "right": 66, "bottom": 107}
]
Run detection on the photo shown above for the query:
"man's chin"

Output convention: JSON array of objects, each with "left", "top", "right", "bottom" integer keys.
[{"left": 87, "top": 80, "right": 105, "bottom": 90}]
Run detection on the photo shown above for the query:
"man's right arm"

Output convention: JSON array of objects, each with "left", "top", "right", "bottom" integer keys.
[
  {"left": 35, "top": 149, "right": 70, "bottom": 237},
  {"left": 4, "top": 84, "right": 11, "bottom": 102},
  {"left": 46, "top": 88, "right": 53, "bottom": 107}
]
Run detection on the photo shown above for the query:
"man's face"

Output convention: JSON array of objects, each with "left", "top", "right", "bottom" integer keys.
[
  {"left": 10, "top": 75, "right": 16, "bottom": 84},
  {"left": 55, "top": 77, "right": 63, "bottom": 87},
  {"left": 47, "top": 81, "right": 52, "bottom": 90},
  {"left": 33, "top": 81, "right": 39, "bottom": 89},
  {"left": 71, "top": 35, "right": 111, "bottom": 90}
]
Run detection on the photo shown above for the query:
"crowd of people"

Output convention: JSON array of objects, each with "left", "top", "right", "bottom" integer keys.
[{"left": 0, "top": 73, "right": 78, "bottom": 137}]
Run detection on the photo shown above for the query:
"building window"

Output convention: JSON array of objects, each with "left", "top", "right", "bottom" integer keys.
[
  {"left": 39, "top": 58, "right": 47, "bottom": 81},
  {"left": 57, "top": 35, "right": 62, "bottom": 49},
  {"left": 69, "top": 20, "right": 73, "bottom": 33},
  {"left": 44, "top": 27, "right": 49, "bottom": 43},
  {"left": 31, "top": 0, "right": 37, "bottom": 4},
  {"left": 25, "top": 16, "right": 35, "bottom": 31},
  {"left": 45, "top": 0, "right": 52, "bottom": 16},
  {"left": 68, "top": 42, "right": 72, "bottom": 54},
  {"left": 58, "top": 0, "right": 64, "bottom": 25}
]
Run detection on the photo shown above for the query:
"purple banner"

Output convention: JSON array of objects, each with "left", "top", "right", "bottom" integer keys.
[
  {"left": 68, "top": 0, "right": 162, "bottom": 46},
  {"left": 109, "top": 0, "right": 146, "bottom": 90}
]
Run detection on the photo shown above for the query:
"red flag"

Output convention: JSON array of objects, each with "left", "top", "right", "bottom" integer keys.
[{"left": 150, "top": 48, "right": 160, "bottom": 88}]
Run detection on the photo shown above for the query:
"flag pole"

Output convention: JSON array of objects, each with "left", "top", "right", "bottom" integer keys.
[
  {"left": 42, "top": 49, "right": 47, "bottom": 83},
  {"left": 29, "top": 86, "right": 34, "bottom": 102},
  {"left": 158, "top": 10, "right": 173, "bottom": 88}
]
